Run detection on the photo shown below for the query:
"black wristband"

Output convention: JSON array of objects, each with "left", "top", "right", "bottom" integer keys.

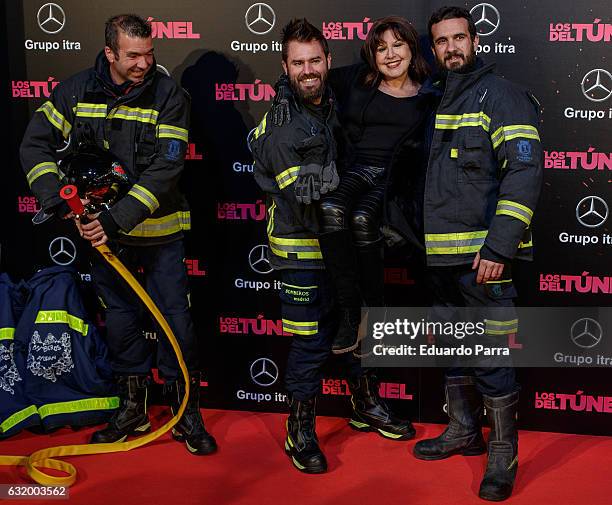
[
  {"left": 97, "top": 210, "right": 121, "bottom": 239},
  {"left": 479, "top": 244, "right": 510, "bottom": 264},
  {"left": 51, "top": 201, "right": 72, "bottom": 219}
]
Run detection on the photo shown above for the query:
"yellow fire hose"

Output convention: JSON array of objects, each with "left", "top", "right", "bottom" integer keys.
[{"left": 0, "top": 186, "right": 190, "bottom": 486}]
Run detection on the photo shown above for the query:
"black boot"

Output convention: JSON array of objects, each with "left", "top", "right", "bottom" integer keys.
[
  {"left": 285, "top": 396, "right": 327, "bottom": 473},
  {"left": 413, "top": 376, "right": 487, "bottom": 460},
  {"left": 90, "top": 375, "right": 151, "bottom": 444},
  {"left": 479, "top": 391, "right": 520, "bottom": 502},
  {"left": 318, "top": 230, "right": 364, "bottom": 354},
  {"left": 348, "top": 372, "right": 415, "bottom": 440},
  {"left": 169, "top": 371, "right": 217, "bottom": 455}
]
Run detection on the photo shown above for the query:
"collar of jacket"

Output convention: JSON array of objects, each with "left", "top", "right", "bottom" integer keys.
[
  {"left": 94, "top": 50, "right": 156, "bottom": 99},
  {"left": 438, "top": 58, "right": 495, "bottom": 107},
  {"left": 419, "top": 75, "right": 444, "bottom": 98},
  {"left": 293, "top": 86, "right": 336, "bottom": 123}
]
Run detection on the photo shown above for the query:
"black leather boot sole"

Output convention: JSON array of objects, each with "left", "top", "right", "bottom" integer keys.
[
  {"left": 284, "top": 436, "right": 327, "bottom": 474},
  {"left": 90, "top": 418, "right": 151, "bottom": 444},
  {"left": 348, "top": 418, "right": 415, "bottom": 440},
  {"left": 172, "top": 427, "right": 218, "bottom": 455},
  {"left": 413, "top": 438, "right": 486, "bottom": 460}
]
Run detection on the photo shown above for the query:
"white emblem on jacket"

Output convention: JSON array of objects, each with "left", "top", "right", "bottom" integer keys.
[
  {"left": 0, "top": 343, "right": 22, "bottom": 395},
  {"left": 27, "top": 331, "right": 74, "bottom": 382}
]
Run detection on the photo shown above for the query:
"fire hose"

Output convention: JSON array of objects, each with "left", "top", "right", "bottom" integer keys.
[{"left": 0, "top": 184, "right": 190, "bottom": 487}]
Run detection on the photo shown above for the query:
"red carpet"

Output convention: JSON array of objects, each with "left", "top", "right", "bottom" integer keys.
[{"left": 1, "top": 407, "right": 611, "bottom": 505}]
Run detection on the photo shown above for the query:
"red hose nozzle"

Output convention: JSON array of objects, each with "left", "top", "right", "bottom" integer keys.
[{"left": 60, "top": 185, "right": 85, "bottom": 215}]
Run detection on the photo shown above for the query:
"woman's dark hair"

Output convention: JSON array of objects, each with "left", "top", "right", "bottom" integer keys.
[{"left": 361, "top": 16, "right": 430, "bottom": 87}]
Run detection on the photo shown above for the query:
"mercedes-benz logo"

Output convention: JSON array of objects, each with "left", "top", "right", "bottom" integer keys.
[
  {"left": 570, "top": 317, "right": 603, "bottom": 349},
  {"left": 581, "top": 69, "right": 612, "bottom": 103},
  {"left": 576, "top": 196, "right": 609, "bottom": 228},
  {"left": 245, "top": 3, "right": 275, "bottom": 35},
  {"left": 49, "top": 236, "right": 76, "bottom": 265},
  {"left": 37, "top": 3, "right": 66, "bottom": 35},
  {"left": 470, "top": 3, "right": 500, "bottom": 37},
  {"left": 157, "top": 64, "right": 170, "bottom": 77},
  {"left": 247, "top": 127, "right": 257, "bottom": 152},
  {"left": 250, "top": 358, "right": 278, "bottom": 387},
  {"left": 249, "top": 244, "right": 272, "bottom": 275}
]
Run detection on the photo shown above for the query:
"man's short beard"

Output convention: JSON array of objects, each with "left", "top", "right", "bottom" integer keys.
[
  {"left": 289, "top": 72, "right": 327, "bottom": 104},
  {"left": 436, "top": 48, "right": 477, "bottom": 75}
]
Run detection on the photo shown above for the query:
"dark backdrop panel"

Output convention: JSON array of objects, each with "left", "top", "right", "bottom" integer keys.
[{"left": 3, "top": 1, "right": 611, "bottom": 435}]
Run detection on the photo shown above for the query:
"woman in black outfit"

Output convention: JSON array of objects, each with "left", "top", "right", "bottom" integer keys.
[{"left": 319, "top": 16, "right": 431, "bottom": 353}]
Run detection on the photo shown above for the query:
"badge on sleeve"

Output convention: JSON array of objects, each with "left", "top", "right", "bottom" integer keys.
[
  {"left": 166, "top": 139, "right": 181, "bottom": 161},
  {"left": 517, "top": 140, "right": 532, "bottom": 162}
]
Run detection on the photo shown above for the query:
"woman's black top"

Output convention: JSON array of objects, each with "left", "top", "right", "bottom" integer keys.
[
  {"left": 353, "top": 90, "right": 424, "bottom": 168},
  {"left": 329, "top": 63, "right": 430, "bottom": 171}
]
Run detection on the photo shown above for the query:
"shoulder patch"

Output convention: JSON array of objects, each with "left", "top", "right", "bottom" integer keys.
[{"left": 165, "top": 139, "right": 182, "bottom": 161}]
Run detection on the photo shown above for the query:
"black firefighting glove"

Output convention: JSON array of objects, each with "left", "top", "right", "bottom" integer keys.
[
  {"left": 271, "top": 74, "right": 292, "bottom": 127},
  {"left": 294, "top": 161, "right": 339, "bottom": 204},
  {"left": 293, "top": 133, "right": 339, "bottom": 204}
]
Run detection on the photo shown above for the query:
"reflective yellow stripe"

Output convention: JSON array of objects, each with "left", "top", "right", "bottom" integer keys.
[
  {"left": 485, "top": 319, "right": 519, "bottom": 335},
  {"left": 0, "top": 405, "right": 39, "bottom": 434},
  {"left": 276, "top": 166, "right": 300, "bottom": 190},
  {"left": 0, "top": 328, "right": 15, "bottom": 340},
  {"left": 281, "top": 283, "right": 318, "bottom": 289},
  {"left": 425, "top": 231, "right": 488, "bottom": 241},
  {"left": 254, "top": 112, "right": 268, "bottom": 140},
  {"left": 426, "top": 230, "right": 531, "bottom": 255},
  {"left": 127, "top": 184, "right": 160, "bottom": 213},
  {"left": 74, "top": 102, "right": 107, "bottom": 118},
  {"left": 450, "top": 148, "right": 458, "bottom": 159},
  {"left": 268, "top": 236, "right": 320, "bottom": 246},
  {"left": 269, "top": 234, "right": 322, "bottom": 258},
  {"left": 435, "top": 112, "right": 491, "bottom": 132},
  {"left": 486, "top": 279, "right": 513, "bottom": 284},
  {"left": 486, "top": 328, "right": 519, "bottom": 335},
  {"left": 282, "top": 319, "right": 318, "bottom": 336},
  {"left": 491, "top": 126, "right": 505, "bottom": 150},
  {"left": 38, "top": 397, "right": 120, "bottom": 420},
  {"left": 35, "top": 310, "right": 88, "bottom": 336},
  {"left": 503, "top": 124, "right": 540, "bottom": 142},
  {"left": 37, "top": 101, "right": 72, "bottom": 138},
  {"left": 492, "top": 124, "right": 540, "bottom": 149},
  {"left": 270, "top": 244, "right": 323, "bottom": 260},
  {"left": 427, "top": 245, "right": 483, "bottom": 254},
  {"left": 122, "top": 211, "right": 191, "bottom": 238},
  {"left": 108, "top": 106, "right": 159, "bottom": 125},
  {"left": 496, "top": 200, "right": 533, "bottom": 226},
  {"left": 266, "top": 201, "right": 322, "bottom": 259},
  {"left": 26, "top": 161, "right": 59, "bottom": 186},
  {"left": 157, "top": 123, "right": 188, "bottom": 142},
  {"left": 496, "top": 210, "right": 530, "bottom": 226},
  {"left": 267, "top": 201, "right": 276, "bottom": 236}
]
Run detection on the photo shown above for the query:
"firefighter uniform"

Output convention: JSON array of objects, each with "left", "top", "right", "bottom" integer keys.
[
  {"left": 1, "top": 267, "right": 117, "bottom": 437},
  {"left": 413, "top": 57, "right": 543, "bottom": 501},
  {"left": 20, "top": 51, "right": 195, "bottom": 379},
  {"left": 421, "top": 59, "right": 543, "bottom": 394},
  {"left": 251, "top": 98, "right": 362, "bottom": 399}
]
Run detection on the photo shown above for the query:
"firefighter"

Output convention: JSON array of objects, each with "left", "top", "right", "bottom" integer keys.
[
  {"left": 251, "top": 18, "right": 414, "bottom": 474},
  {"left": 20, "top": 14, "right": 215, "bottom": 455},
  {"left": 412, "top": 7, "right": 543, "bottom": 502}
]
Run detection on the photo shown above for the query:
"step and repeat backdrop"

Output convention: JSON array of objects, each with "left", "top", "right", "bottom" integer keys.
[{"left": 3, "top": 1, "right": 611, "bottom": 435}]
